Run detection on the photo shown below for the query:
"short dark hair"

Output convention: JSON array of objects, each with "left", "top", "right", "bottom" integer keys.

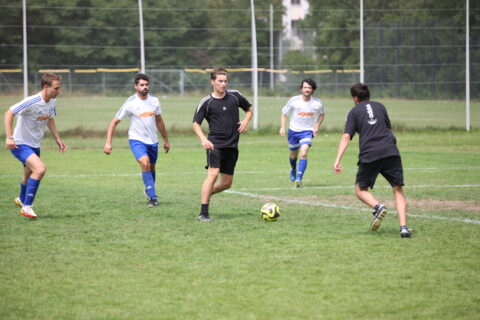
[
  {"left": 135, "top": 73, "right": 149, "bottom": 84},
  {"left": 300, "top": 78, "right": 317, "bottom": 91},
  {"left": 211, "top": 68, "right": 228, "bottom": 80},
  {"left": 40, "top": 73, "right": 62, "bottom": 88},
  {"left": 350, "top": 83, "right": 370, "bottom": 101}
]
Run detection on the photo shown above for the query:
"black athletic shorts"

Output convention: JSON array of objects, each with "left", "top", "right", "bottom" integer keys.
[
  {"left": 356, "top": 156, "right": 404, "bottom": 189},
  {"left": 205, "top": 148, "right": 239, "bottom": 175}
]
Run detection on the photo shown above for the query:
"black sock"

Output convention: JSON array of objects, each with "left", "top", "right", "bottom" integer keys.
[{"left": 200, "top": 204, "right": 209, "bottom": 216}]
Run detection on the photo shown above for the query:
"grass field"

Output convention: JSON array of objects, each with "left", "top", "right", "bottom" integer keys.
[{"left": 1, "top": 95, "right": 480, "bottom": 319}]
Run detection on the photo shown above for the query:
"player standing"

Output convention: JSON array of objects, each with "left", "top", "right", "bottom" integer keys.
[
  {"left": 280, "top": 78, "right": 324, "bottom": 187},
  {"left": 104, "top": 73, "right": 170, "bottom": 207},
  {"left": 333, "top": 83, "right": 410, "bottom": 238},
  {"left": 4, "top": 73, "right": 67, "bottom": 218},
  {"left": 192, "top": 68, "right": 253, "bottom": 222}
]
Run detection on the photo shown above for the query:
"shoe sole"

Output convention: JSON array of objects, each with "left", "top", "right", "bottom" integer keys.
[
  {"left": 20, "top": 210, "right": 36, "bottom": 218},
  {"left": 370, "top": 208, "right": 387, "bottom": 231},
  {"left": 197, "top": 216, "right": 212, "bottom": 222}
]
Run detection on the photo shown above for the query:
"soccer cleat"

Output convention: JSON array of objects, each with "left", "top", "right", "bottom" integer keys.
[
  {"left": 148, "top": 198, "right": 159, "bottom": 207},
  {"left": 14, "top": 197, "right": 24, "bottom": 207},
  {"left": 370, "top": 204, "right": 387, "bottom": 231},
  {"left": 197, "top": 214, "right": 212, "bottom": 222},
  {"left": 400, "top": 226, "right": 411, "bottom": 238},
  {"left": 290, "top": 169, "right": 296, "bottom": 182},
  {"left": 20, "top": 205, "right": 37, "bottom": 218},
  {"left": 294, "top": 179, "right": 303, "bottom": 188}
]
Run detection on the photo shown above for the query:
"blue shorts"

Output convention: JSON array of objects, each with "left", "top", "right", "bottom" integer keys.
[
  {"left": 11, "top": 144, "right": 41, "bottom": 166},
  {"left": 129, "top": 140, "right": 158, "bottom": 163},
  {"left": 288, "top": 130, "right": 313, "bottom": 151}
]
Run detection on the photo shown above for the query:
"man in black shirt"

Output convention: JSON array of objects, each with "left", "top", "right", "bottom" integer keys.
[
  {"left": 193, "top": 68, "right": 253, "bottom": 222},
  {"left": 333, "top": 83, "right": 410, "bottom": 238}
]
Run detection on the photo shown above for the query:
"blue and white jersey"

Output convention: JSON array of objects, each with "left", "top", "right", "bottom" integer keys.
[
  {"left": 115, "top": 94, "right": 162, "bottom": 144},
  {"left": 282, "top": 95, "right": 324, "bottom": 132},
  {"left": 10, "top": 92, "right": 57, "bottom": 148}
]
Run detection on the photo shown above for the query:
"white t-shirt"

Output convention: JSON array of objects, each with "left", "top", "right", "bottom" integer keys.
[
  {"left": 282, "top": 95, "right": 324, "bottom": 132},
  {"left": 10, "top": 92, "right": 56, "bottom": 148},
  {"left": 115, "top": 94, "right": 162, "bottom": 144}
]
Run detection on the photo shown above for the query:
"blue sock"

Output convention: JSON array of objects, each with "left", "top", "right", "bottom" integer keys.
[
  {"left": 24, "top": 178, "right": 40, "bottom": 206},
  {"left": 297, "top": 159, "right": 308, "bottom": 180},
  {"left": 20, "top": 182, "right": 27, "bottom": 203},
  {"left": 142, "top": 172, "right": 156, "bottom": 199},
  {"left": 151, "top": 171, "right": 156, "bottom": 182},
  {"left": 290, "top": 157, "right": 297, "bottom": 171}
]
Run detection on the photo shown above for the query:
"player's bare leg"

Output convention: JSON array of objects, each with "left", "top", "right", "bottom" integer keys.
[
  {"left": 212, "top": 173, "right": 233, "bottom": 194},
  {"left": 198, "top": 167, "right": 220, "bottom": 221},
  {"left": 393, "top": 185, "right": 410, "bottom": 237},
  {"left": 355, "top": 184, "right": 386, "bottom": 231}
]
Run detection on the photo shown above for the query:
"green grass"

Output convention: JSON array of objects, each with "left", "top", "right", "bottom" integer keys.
[
  {"left": 1, "top": 131, "right": 479, "bottom": 319},
  {"left": 1, "top": 96, "right": 479, "bottom": 135}
]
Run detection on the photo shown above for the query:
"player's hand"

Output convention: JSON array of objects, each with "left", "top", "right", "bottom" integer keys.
[
  {"left": 56, "top": 139, "right": 67, "bottom": 153},
  {"left": 163, "top": 142, "right": 170, "bottom": 153},
  {"left": 5, "top": 137, "right": 17, "bottom": 150},
  {"left": 333, "top": 161, "right": 342, "bottom": 174},
  {"left": 103, "top": 143, "right": 112, "bottom": 155},
  {"left": 279, "top": 128, "right": 285, "bottom": 136},
  {"left": 237, "top": 120, "right": 249, "bottom": 134},
  {"left": 201, "top": 138, "right": 214, "bottom": 150}
]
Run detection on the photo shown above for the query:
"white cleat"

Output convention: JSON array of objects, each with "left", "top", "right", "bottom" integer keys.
[
  {"left": 14, "top": 197, "right": 24, "bottom": 207},
  {"left": 294, "top": 180, "right": 303, "bottom": 188},
  {"left": 20, "top": 205, "right": 37, "bottom": 218}
]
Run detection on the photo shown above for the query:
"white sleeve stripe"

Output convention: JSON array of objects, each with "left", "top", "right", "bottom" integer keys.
[{"left": 195, "top": 95, "right": 211, "bottom": 113}]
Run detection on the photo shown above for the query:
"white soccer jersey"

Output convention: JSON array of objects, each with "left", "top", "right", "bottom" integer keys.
[
  {"left": 282, "top": 95, "right": 324, "bottom": 132},
  {"left": 115, "top": 94, "right": 162, "bottom": 144},
  {"left": 10, "top": 92, "right": 57, "bottom": 148}
]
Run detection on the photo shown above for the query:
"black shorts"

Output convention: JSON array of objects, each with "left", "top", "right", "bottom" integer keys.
[
  {"left": 205, "top": 148, "right": 239, "bottom": 175},
  {"left": 356, "top": 156, "right": 404, "bottom": 189}
]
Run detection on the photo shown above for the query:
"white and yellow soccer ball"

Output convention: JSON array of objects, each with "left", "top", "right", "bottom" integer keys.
[{"left": 261, "top": 203, "right": 280, "bottom": 221}]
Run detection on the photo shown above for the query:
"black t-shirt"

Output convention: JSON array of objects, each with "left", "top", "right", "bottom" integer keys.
[
  {"left": 193, "top": 90, "right": 252, "bottom": 148},
  {"left": 344, "top": 100, "right": 400, "bottom": 163}
]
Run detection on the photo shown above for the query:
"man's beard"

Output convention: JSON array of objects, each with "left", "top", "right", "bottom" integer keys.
[{"left": 139, "top": 89, "right": 148, "bottom": 96}]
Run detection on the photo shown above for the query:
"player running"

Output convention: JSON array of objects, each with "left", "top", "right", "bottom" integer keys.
[
  {"left": 333, "top": 83, "right": 411, "bottom": 238},
  {"left": 4, "top": 73, "right": 67, "bottom": 218},
  {"left": 193, "top": 68, "right": 253, "bottom": 222},
  {"left": 104, "top": 73, "right": 170, "bottom": 207},
  {"left": 280, "top": 78, "right": 324, "bottom": 187}
]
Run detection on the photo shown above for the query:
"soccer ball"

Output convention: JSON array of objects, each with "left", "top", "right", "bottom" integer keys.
[{"left": 261, "top": 203, "right": 280, "bottom": 221}]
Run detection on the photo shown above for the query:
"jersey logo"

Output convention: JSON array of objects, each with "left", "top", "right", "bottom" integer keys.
[
  {"left": 36, "top": 115, "right": 50, "bottom": 121},
  {"left": 223, "top": 106, "right": 227, "bottom": 111},
  {"left": 139, "top": 111, "right": 155, "bottom": 117},
  {"left": 297, "top": 112, "right": 314, "bottom": 117},
  {"left": 365, "top": 104, "right": 377, "bottom": 125}
]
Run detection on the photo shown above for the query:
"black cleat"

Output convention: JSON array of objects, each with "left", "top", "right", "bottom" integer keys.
[
  {"left": 370, "top": 204, "right": 387, "bottom": 231},
  {"left": 400, "top": 226, "right": 411, "bottom": 238},
  {"left": 148, "top": 198, "right": 159, "bottom": 207}
]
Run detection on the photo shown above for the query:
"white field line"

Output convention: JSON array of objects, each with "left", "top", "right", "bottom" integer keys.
[{"left": 224, "top": 189, "right": 480, "bottom": 226}]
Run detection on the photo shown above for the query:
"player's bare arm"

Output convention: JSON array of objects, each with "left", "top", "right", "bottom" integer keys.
[
  {"left": 333, "top": 133, "right": 351, "bottom": 173},
  {"left": 313, "top": 113, "right": 325, "bottom": 136},
  {"left": 237, "top": 108, "right": 253, "bottom": 134},
  {"left": 104, "top": 118, "right": 121, "bottom": 155},
  {"left": 155, "top": 115, "right": 170, "bottom": 153},
  {"left": 192, "top": 121, "right": 214, "bottom": 150},
  {"left": 4, "top": 109, "right": 17, "bottom": 150},
  {"left": 279, "top": 113, "right": 287, "bottom": 136},
  {"left": 47, "top": 118, "right": 67, "bottom": 153}
]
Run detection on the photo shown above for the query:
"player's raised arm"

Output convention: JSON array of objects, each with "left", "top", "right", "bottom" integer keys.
[{"left": 104, "top": 118, "right": 121, "bottom": 155}]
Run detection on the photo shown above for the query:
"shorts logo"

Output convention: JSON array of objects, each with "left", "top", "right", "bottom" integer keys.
[
  {"left": 366, "top": 104, "right": 377, "bottom": 125},
  {"left": 139, "top": 111, "right": 155, "bottom": 117},
  {"left": 36, "top": 115, "right": 50, "bottom": 121},
  {"left": 297, "top": 112, "right": 314, "bottom": 117}
]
